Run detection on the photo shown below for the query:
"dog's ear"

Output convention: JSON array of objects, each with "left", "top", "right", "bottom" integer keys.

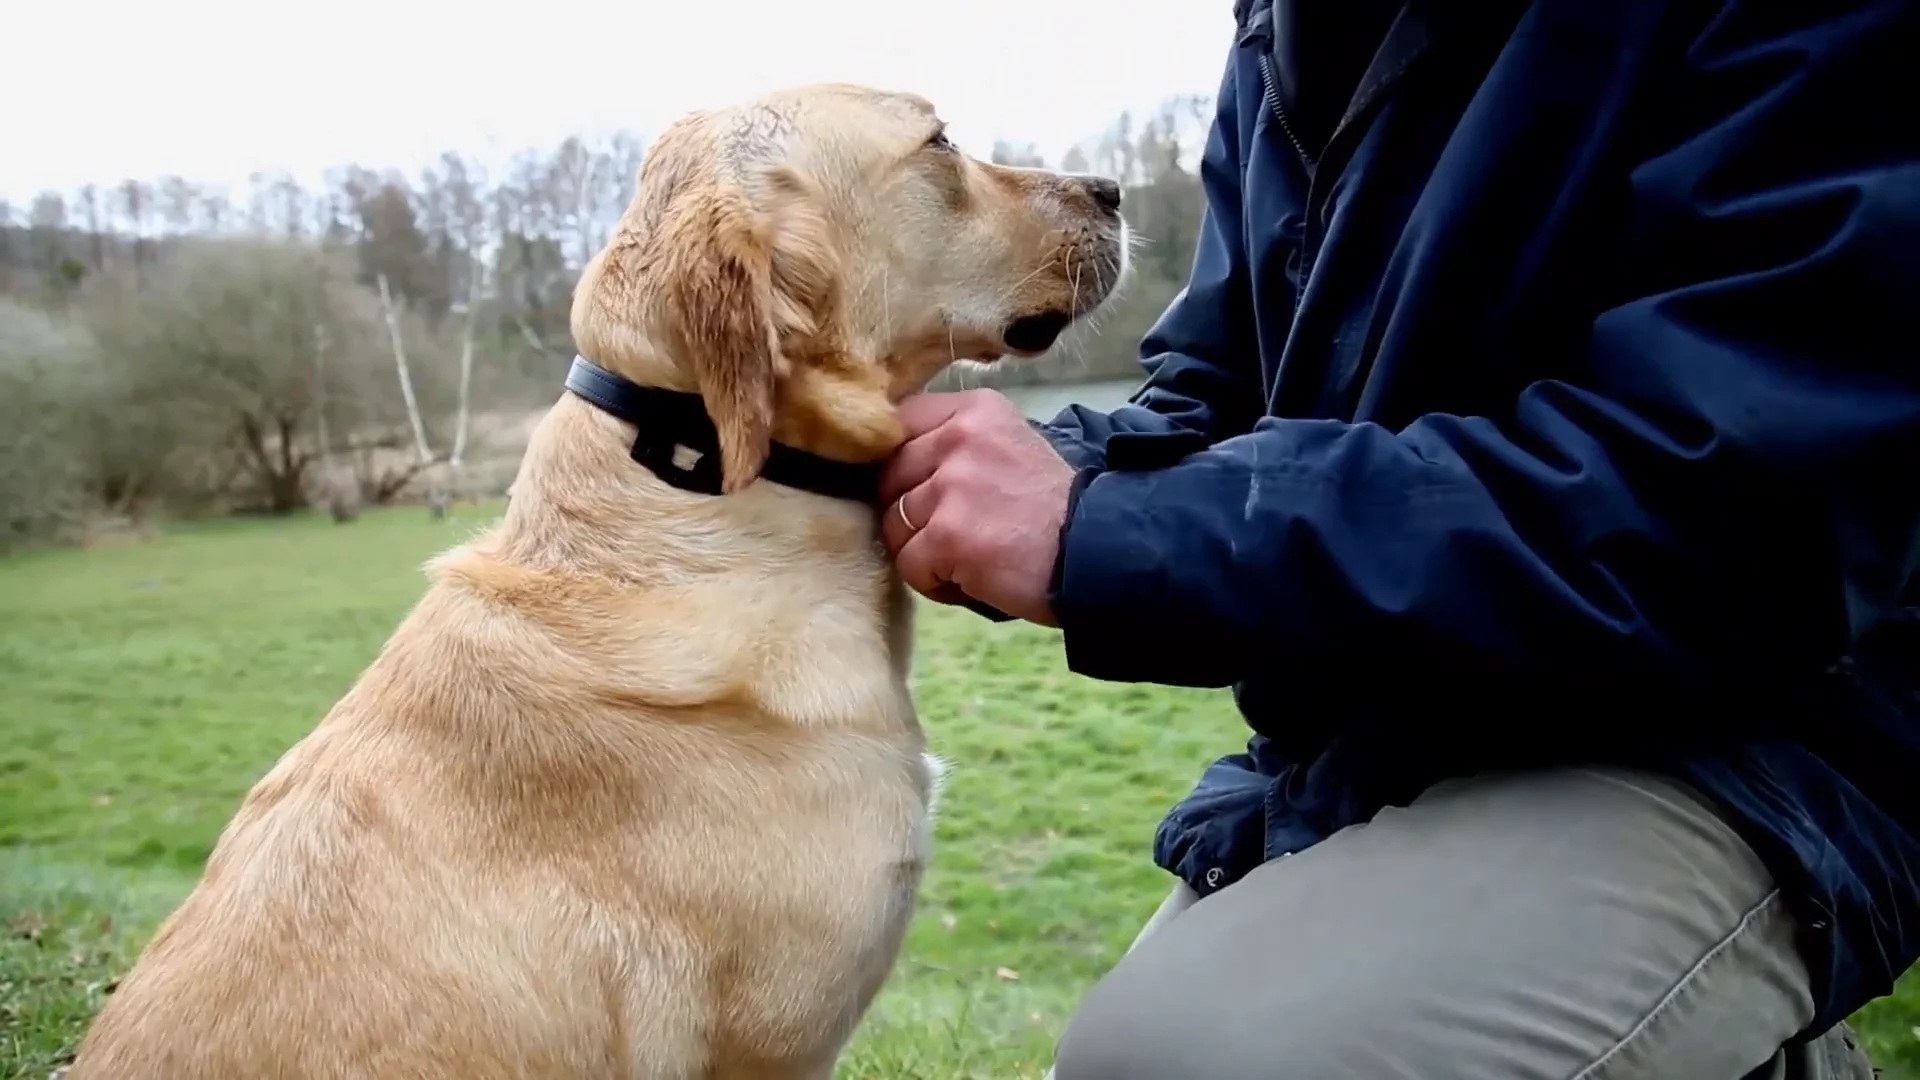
[
  {"left": 574, "top": 139, "right": 845, "bottom": 492},
  {"left": 756, "top": 168, "right": 906, "bottom": 466},
  {"left": 655, "top": 186, "right": 783, "bottom": 493}
]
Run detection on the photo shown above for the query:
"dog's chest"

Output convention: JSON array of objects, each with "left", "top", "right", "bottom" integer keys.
[{"left": 882, "top": 567, "right": 917, "bottom": 679}]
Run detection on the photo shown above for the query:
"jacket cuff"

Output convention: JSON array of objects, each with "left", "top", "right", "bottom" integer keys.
[
  {"left": 1049, "top": 467, "right": 1175, "bottom": 680},
  {"left": 1030, "top": 418, "right": 1108, "bottom": 472},
  {"left": 1046, "top": 465, "right": 1101, "bottom": 612}
]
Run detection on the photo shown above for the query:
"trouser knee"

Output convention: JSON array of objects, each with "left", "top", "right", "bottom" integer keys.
[{"left": 1050, "top": 974, "right": 1194, "bottom": 1080}]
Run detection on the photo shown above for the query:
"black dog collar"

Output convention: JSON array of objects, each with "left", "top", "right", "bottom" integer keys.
[{"left": 564, "top": 356, "right": 883, "bottom": 504}]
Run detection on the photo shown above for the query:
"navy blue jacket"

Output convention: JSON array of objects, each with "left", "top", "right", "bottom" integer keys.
[{"left": 1037, "top": 0, "right": 1919, "bottom": 1035}]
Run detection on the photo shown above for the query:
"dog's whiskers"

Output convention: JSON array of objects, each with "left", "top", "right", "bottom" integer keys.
[{"left": 990, "top": 259, "right": 1053, "bottom": 312}]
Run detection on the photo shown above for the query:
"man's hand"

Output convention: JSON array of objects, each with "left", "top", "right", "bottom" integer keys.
[{"left": 880, "top": 390, "right": 1076, "bottom": 626}]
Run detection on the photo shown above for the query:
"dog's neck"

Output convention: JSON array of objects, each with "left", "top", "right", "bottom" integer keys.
[
  {"left": 445, "top": 339, "right": 906, "bottom": 607},
  {"left": 492, "top": 394, "right": 887, "bottom": 581},
  {"left": 568, "top": 306, "right": 911, "bottom": 472},
  {"left": 562, "top": 356, "right": 884, "bottom": 505},
  {"left": 421, "top": 394, "right": 914, "bottom": 726}
]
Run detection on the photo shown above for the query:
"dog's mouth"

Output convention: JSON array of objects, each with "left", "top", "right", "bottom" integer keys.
[
  {"left": 996, "top": 224, "right": 1130, "bottom": 359},
  {"left": 1001, "top": 311, "right": 1074, "bottom": 357}
]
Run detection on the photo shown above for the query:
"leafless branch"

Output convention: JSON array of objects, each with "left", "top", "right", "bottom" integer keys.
[{"left": 516, "top": 316, "right": 560, "bottom": 360}]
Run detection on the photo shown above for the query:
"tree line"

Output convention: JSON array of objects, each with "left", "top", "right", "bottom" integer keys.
[{"left": 0, "top": 95, "right": 1211, "bottom": 550}]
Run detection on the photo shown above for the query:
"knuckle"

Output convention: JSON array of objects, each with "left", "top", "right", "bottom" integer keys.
[
  {"left": 947, "top": 412, "right": 985, "bottom": 443},
  {"left": 945, "top": 522, "right": 989, "bottom": 567},
  {"left": 908, "top": 478, "right": 945, "bottom": 516},
  {"left": 940, "top": 462, "right": 984, "bottom": 499},
  {"left": 923, "top": 525, "right": 963, "bottom": 567},
  {"left": 933, "top": 414, "right": 973, "bottom": 452},
  {"left": 955, "top": 398, "right": 1001, "bottom": 434}
]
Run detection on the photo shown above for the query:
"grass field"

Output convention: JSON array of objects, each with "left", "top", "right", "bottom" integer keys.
[{"left": 2, "top": 506, "right": 1915, "bottom": 1078}]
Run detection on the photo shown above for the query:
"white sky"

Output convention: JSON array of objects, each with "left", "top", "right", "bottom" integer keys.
[{"left": 2, "top": 0, "right": 1234, "bottom": 204}]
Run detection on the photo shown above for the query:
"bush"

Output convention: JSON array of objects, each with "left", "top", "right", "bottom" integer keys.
[{"left": 0, "top": 300, "right": 104, "bottom": 550}]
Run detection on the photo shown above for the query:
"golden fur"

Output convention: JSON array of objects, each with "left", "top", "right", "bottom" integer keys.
[{"left": 68, "top": 83, "right": 1125, "bottom": 1079}]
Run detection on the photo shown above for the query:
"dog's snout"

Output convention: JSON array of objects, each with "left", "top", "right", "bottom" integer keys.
[{"left": 1082, "top": 176, "right": 1123, "bottom": 214}]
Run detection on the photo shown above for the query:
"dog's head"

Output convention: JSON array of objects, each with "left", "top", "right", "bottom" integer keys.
[{"left": 571, "top": 83, "right": 1128, "bottom": 493}]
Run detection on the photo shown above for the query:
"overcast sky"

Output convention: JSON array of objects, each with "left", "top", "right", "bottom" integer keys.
[{"left": 3, "top": 0, "right": 1234, "bottom": 204}]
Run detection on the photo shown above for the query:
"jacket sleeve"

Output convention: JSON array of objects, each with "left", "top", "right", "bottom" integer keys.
[
  {"left": 1036, "top": 42, "right": 1271, "bottom": 472},
  {"left": 1052, "top": 2, "right": 1920, "bottom": 703}
]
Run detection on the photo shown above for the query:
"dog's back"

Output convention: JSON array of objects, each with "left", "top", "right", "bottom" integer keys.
[
  {"left": 70, "top": 588, "right": 643, "bottom": 1077},
  {"left": 71, "top": 525, "right": 933, "bottom": 1079}
]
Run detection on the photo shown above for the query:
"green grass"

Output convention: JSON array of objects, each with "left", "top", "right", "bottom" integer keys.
[{"left": 1, "top": 506, "right": 1914, "bottom": 1079}]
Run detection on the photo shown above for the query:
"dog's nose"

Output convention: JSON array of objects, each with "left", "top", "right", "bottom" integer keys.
[{"left": 1083, "top": 176, "right": 1122, "bottom": 213}]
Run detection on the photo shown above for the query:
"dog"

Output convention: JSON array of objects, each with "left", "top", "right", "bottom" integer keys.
[{"left": 68, "top": 83, "right": 1127, "bottom": 1079}]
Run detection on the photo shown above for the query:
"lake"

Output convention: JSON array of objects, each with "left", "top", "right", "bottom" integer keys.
[{"left": 999, "top": 378, "right": 1140, "bottom": 421}]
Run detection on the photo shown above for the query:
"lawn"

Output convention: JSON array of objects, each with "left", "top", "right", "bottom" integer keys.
[{"left": 1, "top": 506, "right": 1915, "bottom": 1078}]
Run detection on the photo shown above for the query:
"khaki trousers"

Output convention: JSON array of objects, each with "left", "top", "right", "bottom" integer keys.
[{"left": 1049, "top": 768, "right": 1878, "bottom": 1079}]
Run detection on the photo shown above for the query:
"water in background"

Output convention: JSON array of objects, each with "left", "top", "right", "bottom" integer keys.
[{"left": 999, "top": 378, "right": 1140, "bottom": 421}]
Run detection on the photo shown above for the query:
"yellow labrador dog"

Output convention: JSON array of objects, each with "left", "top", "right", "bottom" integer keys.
[{"left": 68, "top": 84, "right": 1127, "bottom": 1079}]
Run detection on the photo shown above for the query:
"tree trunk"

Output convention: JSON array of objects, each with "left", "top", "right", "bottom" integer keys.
[
  {"left": 312, "top": 322, "right": 334, "bottom": 471},
  {"left": 447, "top": 265, "right": 481, "bottom": 504},
  {"left": 265, "top": 470, "right": 306, "bottom": 514},
  {"left": 376, "top": 272, "right": 434, "bottom": 466}
]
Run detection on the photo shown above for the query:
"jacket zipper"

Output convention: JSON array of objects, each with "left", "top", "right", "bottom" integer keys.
[
  {"left": 1257, "top": 51, "right": 1316, "bottom": 171},
  {"left": 1258, "top": 50, "right": 1319, "bottom": 324}
]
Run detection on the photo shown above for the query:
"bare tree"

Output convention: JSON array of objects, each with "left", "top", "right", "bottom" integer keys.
[
  {"left": 311, "top": 320, "right": 335, "bottom": 472},
  {"left": 310, "top": 319, "right": 361, "bottom": 523},
  {"left": 549, "top": 136, "right": 624, "bottom": 272},
  {"left": 991, "top": 140, "right": 1047, "bottom": 167},
  {"left": 76, "top": 243, "right": 341, "bottom": 512},
  {"left": 445, "top": 264, "right": 484, "bottom": 509},
  {"left": 516, "top": 317, "right": 560, "bottom": 360},
  {"left": 158, "top": 176, "right": 198, "bottom": 238},
  {"left": 603, "top": 131, "right": 647, "bottom": 226},
  {"left": 26, "top": 192, "right": 79, "bottom": 295},
  {"left": 76, "top": 186, "right": 107, "bottom": 272},
  {"left": 375, "top": 272, "right": 436, "bottom": 467},
  {"left": 197, "top": 185, "right": 231, "bottom": 234},
  {"left": 0, "top": 200, "right": 14, "bottom": 294},
  {"left": 434, "top": 150, "right": 492, "bottom": 484},
  {"left": 119, "top": 179, "right": 150, "bottom": 272},
  {"left": 0, "top": 299, "right": 102, "bottom": 547}
]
